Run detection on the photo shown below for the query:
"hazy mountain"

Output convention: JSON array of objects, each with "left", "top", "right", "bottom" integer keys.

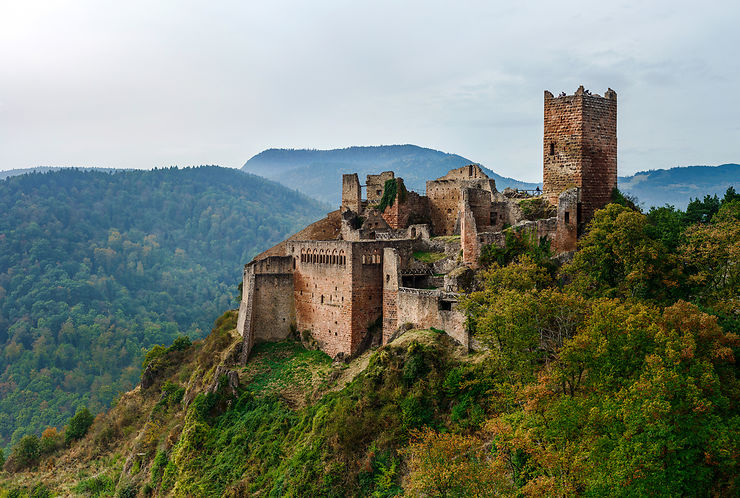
[
  {"left": 241, "top": 145, "right": 539, "bottom": 205},
  {"left": 619, "top": 164, "right": 739, "bottom": 209},
  {"left": 0, "top": 166, "right": 328, "bottom": 450}
]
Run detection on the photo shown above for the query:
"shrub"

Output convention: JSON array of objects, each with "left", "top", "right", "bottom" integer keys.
[
  {"left": 6, "top": 434, "right": 40, "bottom": 471},
  {"left": 73, "top": 474, "right": 115, "bottom": 496},
  {"left": 167, "top": 335, "right": 192, "bottom": 352},
  {"left": 40, "top": 426, "right": 61, "bottom": 454},
  {"left": 142, "top": 344, "right": 168, "bottom": 369},
  {"left": 65, "top": 406, "right": 95, "bottom": 445}
]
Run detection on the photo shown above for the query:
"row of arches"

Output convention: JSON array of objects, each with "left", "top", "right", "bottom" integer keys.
[
  {"left": 362, "top": 252, "right": 381, "bottom": 265},
  {"left": 300, "top": 248, "right": 346, "bottom": 266}
]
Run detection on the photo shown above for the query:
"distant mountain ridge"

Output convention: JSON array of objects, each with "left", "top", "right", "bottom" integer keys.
[
  {"left": 243, "top": 145, "right": 737, "bottom": 209},
  {"left": 619, "top": 164, "right": 739, "bottom": 209},
  {"left": 242, "top": 145, "right": 539, "bottom": 205}
]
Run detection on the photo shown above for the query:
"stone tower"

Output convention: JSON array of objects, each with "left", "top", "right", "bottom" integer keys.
[{"left": 542, "top": 86, "right": 617, "bottom": 223}]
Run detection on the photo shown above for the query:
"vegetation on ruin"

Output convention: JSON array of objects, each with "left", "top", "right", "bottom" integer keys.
[
  {"left": 411, "top": 251, "right": 448, "bottom": 263},
  {"left": 0, "top": 166, "right": 327, "bottom": 452},
  {"left": 376, "top": 178, "right": 408, "bottom": 213},
  {"left": 0, "top": 186, "right": 737, "bottom": 496},
  {"left": 517, "top": 196, "right": 556, "bottom": 220}
]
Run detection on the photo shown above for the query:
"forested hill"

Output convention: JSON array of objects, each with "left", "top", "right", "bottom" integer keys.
[
  {"left": 242, "top": 145, "right": 539, "bottom": 204},
  {"left": 0, "top": 166, "right": 328, "bottom": 450},
  {"left": 619, "top": 163, "right": 739, "bottom": 209}
]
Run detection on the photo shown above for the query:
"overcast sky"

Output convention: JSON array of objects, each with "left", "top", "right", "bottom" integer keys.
[{"left": 1, "top": 0, "right": 738, "bottom": 181}]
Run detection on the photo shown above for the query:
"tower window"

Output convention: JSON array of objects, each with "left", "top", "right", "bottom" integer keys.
[
  {"left": 549, "top": 142, "right": 555, "bottom": 156},
  {"left": 564, "top": 212, "right": 570, "bottom": 223}
]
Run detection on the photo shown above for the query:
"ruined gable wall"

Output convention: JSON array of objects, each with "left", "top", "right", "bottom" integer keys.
[
  {"left": 290, "top": 241, "right": 353, "bottom": 357},
  {"left": 426, "top": 180, "right": 463, "bottom": 235},
  {"left": 366, "top": 171, "right": 395, "bottom": 204},
  {"left": 342, "top": 173, "right": 362, "bottom": 213},
  {"left": 460, "top": 190, "right": 479, "bottom": 268},
  {"left": 381, "top": 189, "right": 430, "bottom": 230},
  {"left": 427, "top": 179, "right": 495, "bottom": 235}
]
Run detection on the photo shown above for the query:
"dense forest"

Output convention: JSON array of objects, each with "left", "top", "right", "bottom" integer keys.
[
  {"left": 0, "top": 186, "right": 737, "bottom": 497},
  {"left": 0, "top": 167, "right": 328, "bottom": 451}
]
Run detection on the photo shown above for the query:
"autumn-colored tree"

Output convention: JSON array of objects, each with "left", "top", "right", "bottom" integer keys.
[
  {"left": 403, "top": 428, "right": 512, "bottom": 497},
  {"left": 680, "top": 199, "right": 740, "bottom": 307}
]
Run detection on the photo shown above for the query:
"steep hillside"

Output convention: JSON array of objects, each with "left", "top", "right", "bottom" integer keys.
[
  {"left": 0, "top": 313, "right": 477, "bottom": 497},
  {"left": 241, "top": 145, "right": 539, "bottom": 204},
  {"left": 1, "top": 191, "right": 737, "bottom": 496},
  {"left": 619, "top": 163, "right": 739, "bottom": 208},
  {"left": 0, "top": 166, "right": 328, "bottom": 451}
]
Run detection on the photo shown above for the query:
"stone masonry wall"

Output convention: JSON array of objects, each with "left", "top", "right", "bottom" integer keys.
[
  {"left": 382, "top": 248, "right": 401, "bottom": 344},
  {"left": 342, "top": 173, "right": 362, "bottom": 213},
  {"left": 290, "top": 240, "right": 353, "bottom": 357},
  {"left": 252, "top": 273, "right": 295, "bottom": 342},
  {"left": 581, "top": 90, "right": 617, "bottom": 221},
  {"left": 381, "top": 186, "right": 430, "bottom": 230},
  {"left": 366, "top": 171, "right": 395, "bottom": 204},
  {"left": 542, "top": 86, "right": 617, "bottom": 223},
  {"left": 396, "top": 288, "right": 468, "bottom": 349}
]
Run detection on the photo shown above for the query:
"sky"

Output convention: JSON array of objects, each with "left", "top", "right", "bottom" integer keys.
[{"left": 1, "top": 0, "right": 738, "bottom": 181}]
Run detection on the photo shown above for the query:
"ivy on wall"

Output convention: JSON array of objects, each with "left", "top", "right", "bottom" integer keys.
[{"left": 377, "top": 179, "right": 408, "bottom": 213}]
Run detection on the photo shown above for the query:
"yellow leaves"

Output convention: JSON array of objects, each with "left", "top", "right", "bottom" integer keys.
[{"left": 402, "top": 428, "right": 512, "bottom": 497}]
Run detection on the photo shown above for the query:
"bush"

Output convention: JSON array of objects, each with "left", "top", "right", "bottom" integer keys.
[
  {"left": 6, "top": 434, "right": 40, "bottom": 471},
  {"left": 73, "top": 474, "right": 115, "bottom": 496},
  {"left": 65, "top": 406, "right": 95, "bottom": 444},
  {"left": 40, "top": 427, "right": 61, "bottom": 455},
  {"left": 167, "top": 335, "right": 192, "bottom": 352}
]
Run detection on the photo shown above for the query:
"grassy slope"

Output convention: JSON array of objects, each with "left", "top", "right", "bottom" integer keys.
[{"left": 0, "top": 312, "right": 485, "bottom": 497}]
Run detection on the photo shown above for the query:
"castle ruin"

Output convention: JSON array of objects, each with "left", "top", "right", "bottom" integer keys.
[{"left": 237, "top": 86, "right": 618, "bottom": 360}]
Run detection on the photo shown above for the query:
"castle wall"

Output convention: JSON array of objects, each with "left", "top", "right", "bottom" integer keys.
[
  {"left": 382, "top": 248, "right": 401, "bottom": 344},
  {"left": 237, "top": 256, "right": 295, "bottom": 361},
  {"left": 237, "top": 265, "right": 256, "bottom": 362},
  {"left": 349, "top": 242, "right": 385, "bottom": 354},
  {"left": 554, "top": 187, "right": 580, "bottom": 252},
  {"left": 581, "top": 90, "right": 617, "bottom": 221},
  {"left": 290, "top": 240, "right": 353, "bottom": 357},
  {"left": 395, "top": 288, "right": 468, "bottom": 349},
  {"left": 252, "top": 273, "right": 295, "bottom": 342}
]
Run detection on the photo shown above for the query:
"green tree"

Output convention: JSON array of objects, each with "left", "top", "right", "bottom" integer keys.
[
  {"left": 564, "top": 203, "right": 682, "bottom": 302},
  {"left": 65, "top": 406, "right": 94, "bottom": 444}
]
